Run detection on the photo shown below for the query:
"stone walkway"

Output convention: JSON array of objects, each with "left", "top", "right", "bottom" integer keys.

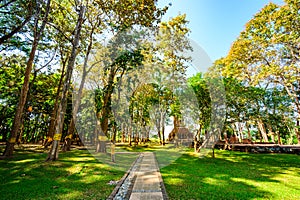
[
  {"left": 109, "top": 152, "right": 168, "bottom": 200},
  {"left": 129, "top": 152, "right": 167, "bottom": 200}
]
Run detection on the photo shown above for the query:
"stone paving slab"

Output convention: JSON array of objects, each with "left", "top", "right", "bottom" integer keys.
[
  {"left": 129, "top": 192, "right": 163, "bottom": 200},
  {"left": 129, "top": 152, "right": 167, "bottom": 200}
]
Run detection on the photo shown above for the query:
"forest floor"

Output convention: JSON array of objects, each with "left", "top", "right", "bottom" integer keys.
[{"left": 1, "top": 144, "right": 300, "bottom": 199}]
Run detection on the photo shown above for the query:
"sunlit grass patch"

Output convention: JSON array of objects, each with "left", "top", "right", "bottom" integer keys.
[
  {"left": 160, "top": 150, "right": 300, "bottom": 200},
  {"left": 0, "top": 149, "right": 125, "bottom": 200}
]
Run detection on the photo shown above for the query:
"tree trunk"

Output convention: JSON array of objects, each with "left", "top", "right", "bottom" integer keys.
[
  {"left": 112, "top": 123, "right": 117, "bottom": 143},
  {"left": 44, "top": 60, "right": 66, "bottom": 148},
  {"left": 16, "top": 114, "right": 25, "bottom": 145},
  {"left": 276, "top": 131, "right": 281, "bottom": 145},
  {"left": 146, "top": 126, "right": 150, "bottom": 142},
  {"left": 46, "top": 5, "right": 85, "bottom": 161},
  {"left": 267, "top": 124, "right": 275, "bottom": 143},
  {"left": 161, "top": 112, "right": 165, "bottom": 146},
  {"left": 128, "top": 133, "right": 132, "bottom": 146},
  {"left": 31, "top": 114, "right": 40, "bottom": 143},
  {"left": 96, "top": 109, "right": 107, "bottom": 153},
  {"left": 246, "top": 122, "right": 251, "bottom": 140},
  {"left": 63, "top": 27, "right": 93, "bottom": 151},
  {"left": 157, "top": 127, "right": 162, "bottom": 145},
  {"left": 296, "top": 119, "right": 300, "bottom": 144},
  {"left": 257, "top": 119, "right": 268, "bottom": 142},
  {"left": 235, "top": 122, "right": 245, "bottom": 142},
  {"left": 62, "top": 119, "right": 74, "bottom": 152},
  {"left": 2, "top": 0, "right": 51, "bottom": 158},
  {"left": 121, "top": 124, "right": 125, "bottom": 143},
  {"left": 128, "top": 123, "right": 132, "bottom": 146},
  {"left": 258, "top": 126, "right": 262, "bottom": 142},
  {"left": 156, "top": 114, "right": 162, "bottom": 144},
  {"left": 194, "top": 125, "right": 201, "bottom": 153},
  {"left": 100, "top": 66, "right": 116, "bottom": 139},
  {"left": 174, "top": 116, "right": 179, "bottom": 147},
  {"left": 96, "top": 121, "right": 107, "bottom": 153}
]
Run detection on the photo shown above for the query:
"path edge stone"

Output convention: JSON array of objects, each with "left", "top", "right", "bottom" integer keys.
[{"left": 107, "top": 153, "right": 141, "bottom": 200}]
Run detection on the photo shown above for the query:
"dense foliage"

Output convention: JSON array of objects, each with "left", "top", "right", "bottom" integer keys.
[{"left": 0, "top": 0, "right": 299, "bottom": 161}]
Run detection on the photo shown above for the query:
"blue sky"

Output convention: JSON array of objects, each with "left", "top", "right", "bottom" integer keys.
[{"left": 158, "top": 0, "right": 284, "bottom": 62}]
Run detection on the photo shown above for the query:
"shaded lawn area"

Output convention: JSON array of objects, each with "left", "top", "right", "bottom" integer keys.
[
  {"left": 0, "top": 147, "right": 137, "bottom": 200},
  {"left": 9, "top": 144, "right": 297, "bottom": 199},
  {"left": 160, "top": 150, "right": 300, "bottom": 200}
]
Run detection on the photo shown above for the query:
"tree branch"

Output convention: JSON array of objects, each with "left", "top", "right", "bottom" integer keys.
[
  {"left": 0, "top": 0, "right": 17, "bottom": 9},
  {"left": 0, "top": 15, "right": 32, "bottom": 45}
]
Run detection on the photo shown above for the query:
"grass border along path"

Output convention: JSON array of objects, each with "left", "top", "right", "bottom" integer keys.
[
  {"left": 159, "top": 149, "right": 300, "bottom": 200},
  {"left": 0, "top": 148, "right": 126, "bottom": 200},
  {"left": 1, "top": 144, "right": 300, "bottom": 199}
]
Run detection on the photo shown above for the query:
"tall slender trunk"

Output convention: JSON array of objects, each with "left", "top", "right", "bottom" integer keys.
[
  {"left": 16, "top": 112, "right": 26, "bottom": 145},
  {"left": 129, "top": 120, "right": 132, "bottom": 146},
  {"left": 246, "top": 122, "right": 251, "bottom": 140},
  {"left": 173, "top": 116, "right": 179, "bottom": 147},
  {"left": 267, "top": 124, "right": 275, "bottom": 143},
  {"left": 101, "top": 67, "right": 115, "bottom": 137},
  {"left": 195, "top": 125, "right": 201, "bottom": 153},
  {"left": 121, "top": 123, "right": 125, "bottom": 143},
  {"left": 235, "top": 122, "right": 245, "bottom": 142},
  {"left": 161, "top": 112, "right": 165, "bottom": 146},
  {"left": 257, "top": 119, "right": 268, "bottom": 142},
  {"left": 146, "top": 126, "right": 150, "bottom": 142},
  {"left": 276, "top": 131, "right": 281, "bottom": 145},
  {"left": 157, "top": 119, "right": 162, "bottom": 144},
  {"left": 46, "top": 5, "right": 85, "bottom": 161},
  {"left": 112, "top": 123, "right": 117, "bottom": 142},
  {"left": 258, "top": 126, "right": 262, "bottom": 142},
  {"left": 2, "top": 0, "right": 51, "bottom": 158},
  {"left": 296, "top": 119, "right": 300, "bottom": 144},
  {"left": 44, "top": 61, "right": 66, "bottom": 148},
  {"left": 63, "top": 28, "right": 94, "bottom": 151}
]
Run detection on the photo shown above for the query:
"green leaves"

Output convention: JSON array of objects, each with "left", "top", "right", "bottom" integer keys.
[
  {"left": 188, "top": 73, "right": 211, "bottom": 128},
  {"left": 212, "top": 0, "right": 300, "bottom": 143},
  {"left": 0, "top": 54, "right": 60, "bottom": 140},
  {"left": 0, "top": 0, "right": 34, "bottom": 48}
]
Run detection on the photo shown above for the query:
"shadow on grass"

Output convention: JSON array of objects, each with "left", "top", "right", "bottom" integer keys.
[
  {"left": 159, "top": 150, "right": 300, "bottom": 200},
  {"left": 5, "top": 145, "right": 299, "bottom": 199},
  {"left": 0, "top": 149, "right": 129, "bottom": 200}
]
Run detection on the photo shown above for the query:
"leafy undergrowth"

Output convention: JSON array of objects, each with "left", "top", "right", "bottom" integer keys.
[
  {"left": 0, "top": 148, "right": 126, "bottom": 200},
  {"left": 160, "top": 150, "right": 300, "bottom": 200}
]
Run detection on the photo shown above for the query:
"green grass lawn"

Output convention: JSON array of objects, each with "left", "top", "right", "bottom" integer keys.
[
  {"left": 1, "top": 144, "right": 300, "bottom": 200},
  {"left": 159, "top": 149, "right": 300, "bottom": 200},
  {"left": 0, "top": 147, "right": 132, "bottom": 200}
]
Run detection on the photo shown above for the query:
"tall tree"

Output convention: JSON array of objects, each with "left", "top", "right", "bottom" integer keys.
[
  {"left": 90, "top": 0, "right": 168, "bottom": 152},
  {"left": 221, "top": 0, "right": 300, "bottom": 143},
  {"left": 156, "top": 14, "right": 192, "bottom": 138},
  {"left": 62, "top": 1, "right": 106, "bottom": 151},
  {"left": 0, "top": 54, "right": 27, "bottom": 143},
  {"left": 2, "top": 0, "right": 51, "bottom": 158},
  {"left": 188, "top": 73, "right": 211, "bottom": 151},
  {"left": 46, "top": 4, "right": 85, "bottom": 161}
]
